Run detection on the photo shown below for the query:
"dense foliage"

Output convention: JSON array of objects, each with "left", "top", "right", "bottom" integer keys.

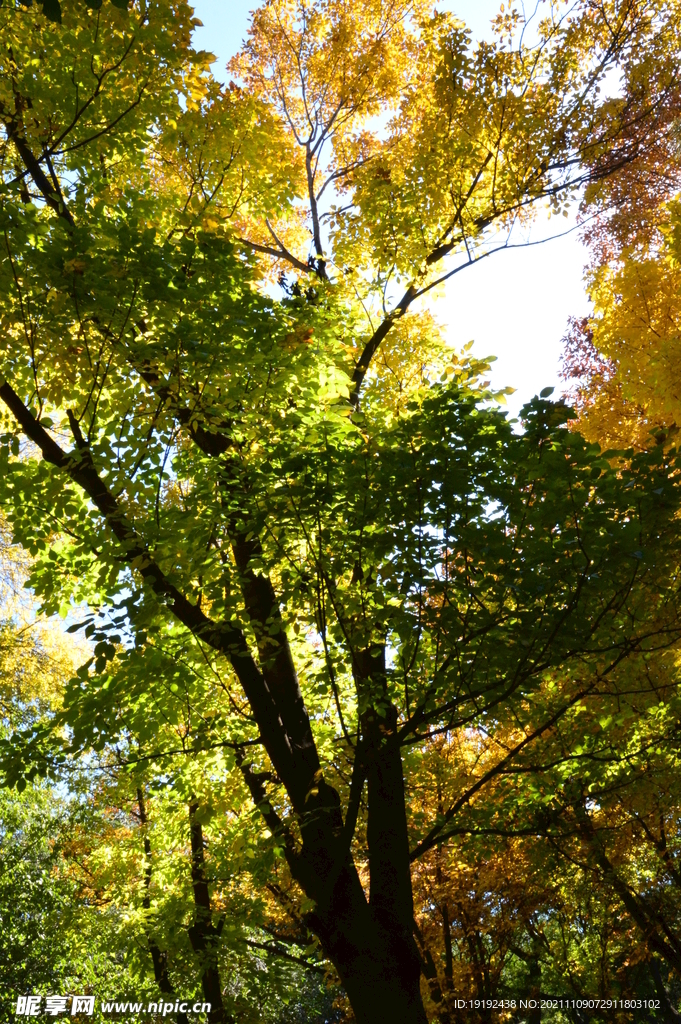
[{"left": 1, "top": 1, "right": 681, "bottom": 1022}]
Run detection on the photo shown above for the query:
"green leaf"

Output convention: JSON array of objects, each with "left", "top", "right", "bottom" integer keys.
[{"left": 41, "top": 0, "right": 61, "bottom": 21}]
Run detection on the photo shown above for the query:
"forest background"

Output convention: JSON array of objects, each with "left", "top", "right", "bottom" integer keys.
[{"left": 2, "top": 1, "right": 681, "bottom": 1022}]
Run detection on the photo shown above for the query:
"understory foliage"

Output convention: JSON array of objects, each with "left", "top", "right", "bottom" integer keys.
[{"left": 2, "top": 1, "right": 681, "bottom": 1022}]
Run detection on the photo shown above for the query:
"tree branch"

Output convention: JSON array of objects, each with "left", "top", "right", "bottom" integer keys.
[
  {"left": 0, "top": 379, "right": 307, "bottom": 806},
  {"left": 239, "top": 237, "right": 312, "bottom": 276}
]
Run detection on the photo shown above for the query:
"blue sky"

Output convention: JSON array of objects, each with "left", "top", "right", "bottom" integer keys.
[{"left": 191, "top": 0, "right": 591, "bottom": 416}]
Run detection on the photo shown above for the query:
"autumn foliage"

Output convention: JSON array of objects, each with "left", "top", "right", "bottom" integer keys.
[{"left": 1, "top": 1, "right": 681, "bottom": 1022}]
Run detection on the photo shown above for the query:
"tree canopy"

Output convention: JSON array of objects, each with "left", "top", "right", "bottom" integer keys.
[{"left": 2, "top": 1, "right": 681, "bottom": 1022}]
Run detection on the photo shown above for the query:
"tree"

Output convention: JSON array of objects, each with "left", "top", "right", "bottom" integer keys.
[
  {"left": 560, "top": 202, "right": 681, "bottom": 451},
  {"left": 0, "top": 529, "right": 144, "bottom": 1022},
  {"left": 559, "top": 7, "right": 681, "bottom": 452},
  {"left": 408, "top": 632, "right": 681, "bottom": 1021},
  {"left": 2, "top": 1, "right": 681, "bottom": 1021},
  {"left": 0, "top": 524, "right": 334, "bottom": 1022}
]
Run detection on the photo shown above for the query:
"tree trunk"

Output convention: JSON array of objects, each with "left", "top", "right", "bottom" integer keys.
[
  {"left": 650, "top": 959, "right": 681, "bottom": 1023},
  {"left": 187, "top": 804, "right": 230, "bottom": 1024},
  {"left": 137, "top": 788, "right": 188, "bottom": 1024},
  {"left": 307, "top": 858, "right": 426, "bottom": 1023},
  {"left": 440, "top": 904, "right": 454, "bottom": 991},
  {"left": 526, "top": 954, "right": 541, "bottom": 1024},
  {"left": 239, "top": 742, "right": 428, "bottom": 1024},
  {"left": 307, "top": 645, "right": 426, "bottom": 1024}
]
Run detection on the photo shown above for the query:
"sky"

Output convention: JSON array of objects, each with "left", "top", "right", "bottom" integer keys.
[{"left": 190, "top": 0, "right": 592, "bottom": 415}]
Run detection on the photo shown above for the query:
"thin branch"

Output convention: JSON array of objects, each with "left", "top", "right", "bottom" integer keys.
[{"left": 239, "top": 236, "right": 312, "bottom": 275}]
